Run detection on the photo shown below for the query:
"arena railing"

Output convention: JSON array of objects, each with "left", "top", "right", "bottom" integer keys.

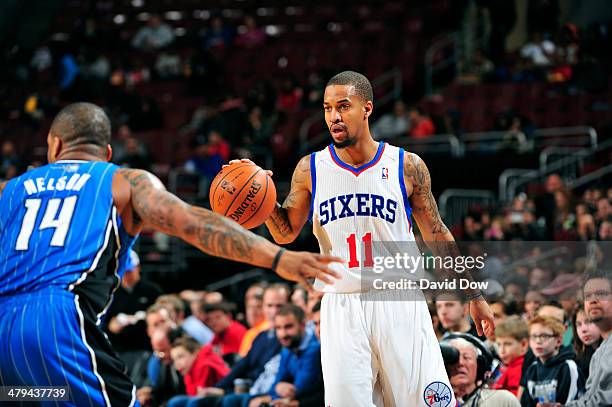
[
  {"left": 530, "top": 126, "right": 598, "bottom": 150},
  {"left": 460, "top": 131, "right": 528, "bottom": 155},
  {"left": 439, "top": 189, "right": 496, "bottom": 228},
  {"left": 394, "top": 134, "right": 461, "bottom": 157}
]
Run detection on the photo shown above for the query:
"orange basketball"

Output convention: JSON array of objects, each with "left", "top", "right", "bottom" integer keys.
[{"left": 209, "top": 162, "right": 277, "bottom": 229}]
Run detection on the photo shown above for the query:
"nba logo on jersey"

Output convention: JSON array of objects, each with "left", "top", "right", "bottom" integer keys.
[
  {"left": 423, "top": 382, "right": 452, "bottom": 407},
  {"left": 381, "top": 167, "right": 388, "bottom": 179}
]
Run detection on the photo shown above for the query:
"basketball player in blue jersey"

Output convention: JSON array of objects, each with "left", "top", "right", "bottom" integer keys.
[
  {"left": 231, "top": 71, "right": 496, "bottom": 406},
  {"left": 0, "top": 103, "right": 341, "bottom": 407}
]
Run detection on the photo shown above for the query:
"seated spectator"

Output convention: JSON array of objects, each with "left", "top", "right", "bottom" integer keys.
[
  {"left": 206, "top": 302, "right": 248, "bottom": 357},
  {"left": 105, "top": 250, "right": 163, "bottom": 353},
  {"left": 520, "top": 32, "right": 555, "bottom": 67},
  {"left": 276, "top": 78, "right": 303, "bottom": 112},
  {"left": 132, "top": 14, "right": 175, "bottom": 51},
  {"left": 156, "top": 294, "right": 214, "bottom": 345},
  {"left": 565, "top": 270, "right": 612, "bottom": 406},
  {"left": 137, "top": 329, "right": 186, "bottom": 407},
  {"left": 184, "top": 143, "right": 226, "bottom": 182},
  {"left": 493, "top": 316, "right": 529, "bottom": 396},
  {"left": 524, "top": 290, "right": 545, "bottom": 322},
  {"left": 446, "top": 335, "right": 520, "bottom": 406},
  {"left": 529, "top": 267, "right": 554, "bottom": 290},
  {"left": 436, "top": 296, "right": 483, "bottom": 339},
  {"left": 248, "top": 304, "right": 323, "bottom": 407},
  {"left": 167, "top": 336, "right": 230, "bottom": 407},
  {"left": 290, "top": 284, "right": 309, "bottom": 316},
  {"left": 203, "top": 16, "right": 233, "bottom": 51},
  {"left": 235, "top": 16, "right": 266, "bottom": 48},
  {"left": 408, "top": 107, "right": 435, "bottom": 138},
  {"left": 0, "top": 140, "right": 21, "bottom": 179},
  {"left": 541, "top": 274, "right": 582, "bottom": 345},
  {"left": 572, "top": 308, "right": 602, "bottom": 379},
  {"left": 520, "top": 316, "right": 585, "bottom": 406},
  {"left": 239, "top": 285, "right": 268, "bottom": 356},
  {"left": 371, "top": 100, "right": 409, "bottom": 140}
]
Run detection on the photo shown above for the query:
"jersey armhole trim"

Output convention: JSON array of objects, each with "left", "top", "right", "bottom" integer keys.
[
  {"left": 398, "top": 148, "right": 412, "bottom": 231},
  {"left": 308, "top": 152, "right": 317, "bottom": 222}
]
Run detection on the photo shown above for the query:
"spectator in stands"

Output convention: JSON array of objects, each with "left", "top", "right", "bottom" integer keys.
[
  {"left": 207, "top": 130, "right": 231, "bottom": 162},
  {"left": 599, "top": 219, "right": 611, "bottom": 241},
  {"left": 106, "top": 250, "right": 163, "bottom": 352},
  {"left": 520, "top": 315, "right": 585, "bottom": 406},
  {"left": 458, "top": 49, "right": 495, "bottom": 84},
  {"left": 408, "top": 107, "right": 435, "bottom": 138},
  {"left": 291, "top": 285, "right": 309, "bottom": 316},
  {"left": 436, "top": 296, "right": 483, "bottom": 338},
  {"left": 156, "top": 294, "right": 214, "bottom": 346},
  {"left": 565, "top": 270, "right": 612, "bottom": 406},
  {"left": 138, "top": 328, "right": 186, "bottom": 407},
  {"left": 524, "top": 290, "right": 545, "bottom": 322},
  {"left": 167, "top": 336, "right": 230, "bottom": 407},
  {"left": 203, "top": 16, "right": 233, "bottom": 51},
  {"left": 553, "top": 190, "right": 577, "bottom": 240},
  {"left": 529, "top": 267, "right": 554, "bottom": 290},
  {"left": 572, "top": 308, "right": 602, "bottom": 379},
  {"left": 371, "top": 100, "right": 409, "bottom": 140},
  {"left": 491, "top": 301, "right": 509, "bottom": 328},
  {"left": 276, "top": 77, "right": 303, "bottom": 112},
  {"left": 132, "top": 14, "right": 175, "bottom": 51},
  {"left": 520, "top": 32, "right": 556, "bottom": 67},
  {"left": 550, "top": 23, "right": 580, "bottom": 82},
  {"left": 463, "top": 214, "right": 484, "bottom": 241},
  {"left": 595, "top": 198, "right": 611, "bottom": 226},
  {"left": 493, "top": 316, "right": 529, "bottom": 396},
  {"left": 575, "top": 203, "right": 597, "bottom": 241},
  {"left": 197, "top": 284, "right": 290, "bottom": 405},
  {"left": 446, "top": 336, "right": 520, "bottom": 406},
  {"left": 239, "top": 288, "right": 265, "bottom": 357},
  {"left": 248, "top": 304, "right": 323, "bottom": 407},
  {"left": 235, "top": 15, "right": 266, "bottom": 49},
  {"left": 206, "top": 302, "right": 247, "bottom": 357},
  {"left": 184, "top": 138, "right": 226, "bottom": 182},
  {"left": 541, "top": 274, "right": 582, "bottom": 345},
  {"left": 0, "top": 140, "right": 21, "bottom": 179}
]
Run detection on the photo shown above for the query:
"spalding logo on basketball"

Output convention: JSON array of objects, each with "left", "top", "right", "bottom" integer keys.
[
  {"left": 210, "top": 162, "right": 277, "bottom": 229},
  {"left": 423, "top": 381, "right": 452, "bottom": 407}
]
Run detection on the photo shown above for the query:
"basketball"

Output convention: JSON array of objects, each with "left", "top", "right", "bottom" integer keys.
[{"left": 209, "top": 162, "right": 277, "bottom": 229}]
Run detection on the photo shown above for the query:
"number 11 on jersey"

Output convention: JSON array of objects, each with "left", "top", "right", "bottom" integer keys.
[{"left": 346, "top": 232, "right": 373, "bottom": 268}]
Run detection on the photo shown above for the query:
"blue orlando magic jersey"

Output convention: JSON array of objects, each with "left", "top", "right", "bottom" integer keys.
[
  {"left": 0, "top": 160, "right": 137, "bottom": 314},
  {"left": 310, "top": 142, "right": 419, "bottom": 293}
]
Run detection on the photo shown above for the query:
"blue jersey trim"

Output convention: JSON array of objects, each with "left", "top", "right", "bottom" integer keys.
[
  {"left": 328, "top": 141, "right": 385, "bottom": 175},
  {"left": 398, "top": 148, "right": 413, "bottom": 231},
  {"left": 308, "top": 153, "right": 317, "bottom": 222}
]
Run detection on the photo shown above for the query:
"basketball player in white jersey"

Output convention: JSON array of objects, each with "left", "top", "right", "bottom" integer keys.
[{"left": 230, "top": 71, "right": 495, "bottom": 407}]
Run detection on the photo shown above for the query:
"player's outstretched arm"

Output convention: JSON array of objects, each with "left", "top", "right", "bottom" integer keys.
[
  {"left": 114, "top": 168, "right": 340, "bottom": 290},
  {"left": 405, "top": 152, "right": 495, "bottom": 337},
  {"left": 264, "top": 155, "right": 312, "bottom": 244}
]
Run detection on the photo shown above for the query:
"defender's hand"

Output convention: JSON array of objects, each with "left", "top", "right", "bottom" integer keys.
[
  {"left": 276, "top": 250, "right": 342, "bottom": 293},
  {"left": 223, "top": 158, "right": 273, "bottom": 177},
  {"left": 469, "top": 299, "right": 495, "bottom": 338}
]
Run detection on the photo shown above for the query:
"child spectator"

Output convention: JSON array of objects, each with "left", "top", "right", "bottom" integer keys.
[
  {"left": 520, "top": 316, "right": 585, "bottom": 406},
  {"left": 572, "top": 308, "right": 602, "bottom": 379},
  {"left": 493, "top": 316, "right": 529, "bottom": 396},
  {"left": 167, "top": 336, "right": 229, "bottom": 407}
]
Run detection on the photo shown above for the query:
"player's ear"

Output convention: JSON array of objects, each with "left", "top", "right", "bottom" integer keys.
[
  {"left": 105, "top": 144, "right": 113, "bottom": 162},
  {"left": 364, "top": 101, "right": 373, "bottom": 120},
  {"left": 47, "top": 133, "right": 62, "bottom": 163}
]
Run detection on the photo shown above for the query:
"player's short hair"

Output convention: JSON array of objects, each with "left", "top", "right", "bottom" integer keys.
[
  {"left": 49, "top": 102, "right": 111, "bottom": 148},
  {"left": 275, "top": 303, "right": 305, "bottom": 324},
  {"left": 529, "top": 315, "right": 565, "bottom": 337},
  {"left": 495, "top": 316, "right": 528, "bottom": 341},
  {"left": 326, "top": 71, "right": 373, "bottom": 103},
  {"left": 171, "top": 335, "right": 200, "bottom": 353}
]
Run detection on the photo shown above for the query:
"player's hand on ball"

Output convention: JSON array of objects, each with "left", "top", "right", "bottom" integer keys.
[
  {"left": 469, "top": 299, "right": 496, "bottom": 338},
  {"left": 223, "top": 158, "right": 273, "bottom": 177},
  {"left": 276, "top": 250, "right": 342, "bottom": 292}
]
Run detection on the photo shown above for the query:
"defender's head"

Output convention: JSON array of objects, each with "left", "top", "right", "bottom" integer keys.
[
  {"left": 47, "top": 102, "right": 112, "bottom": 163},
  {"left": 324, "top": 71, "right": 373, "bottom": 149}
]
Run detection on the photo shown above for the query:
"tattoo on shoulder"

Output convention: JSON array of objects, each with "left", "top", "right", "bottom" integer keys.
[{"left": 404, "top": 152, "right": 450, "bottom": 236}]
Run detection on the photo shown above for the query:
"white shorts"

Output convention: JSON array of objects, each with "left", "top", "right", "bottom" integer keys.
[{"left": 320, "top": 290, "right": 455, "bottom": 407}]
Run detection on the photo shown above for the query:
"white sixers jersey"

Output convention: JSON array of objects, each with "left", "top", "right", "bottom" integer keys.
[{"left": 310, "top": 141, "right": 416, "bottom": 293}]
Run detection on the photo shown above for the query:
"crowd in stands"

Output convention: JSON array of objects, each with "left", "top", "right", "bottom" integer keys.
[{"left": 107, "top": 244, "right": 611, "bottom": 406}]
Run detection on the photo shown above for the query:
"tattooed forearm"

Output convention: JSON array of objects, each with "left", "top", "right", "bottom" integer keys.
[
  {"left": 405, "top": 153, "right": 450, "bottom": 240},
  {"left": 265, "top": 155, "right": 311, "bottom": 244},
  {"left": 118, "top": 168, "right": 276, "bottom": 267}
]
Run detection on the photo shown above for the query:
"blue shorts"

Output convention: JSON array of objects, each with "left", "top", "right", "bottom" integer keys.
[{"left": 0, "top": 289, "right": 139, "bottom": 406}]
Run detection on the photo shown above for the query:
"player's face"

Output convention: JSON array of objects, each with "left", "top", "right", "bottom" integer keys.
[
  {"left": 584, "top": 278, "right": 612, "bottom": 324},
  {"left": 323, "top": 85, "right": 372, "bottom": 149},
  {"left": 274, "top": 314, "right": 304, "bottom": 348}
]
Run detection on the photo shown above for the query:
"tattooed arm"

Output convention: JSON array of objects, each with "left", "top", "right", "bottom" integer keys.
[
  {"left": 264, "top": 155, "right": 312, "bottom": 245},
  {"left": 404, "top": 152, "right": 495, "bottom": 336},
  {"left": 114, "top": 168, "right": 341, "bottom": 289}
]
